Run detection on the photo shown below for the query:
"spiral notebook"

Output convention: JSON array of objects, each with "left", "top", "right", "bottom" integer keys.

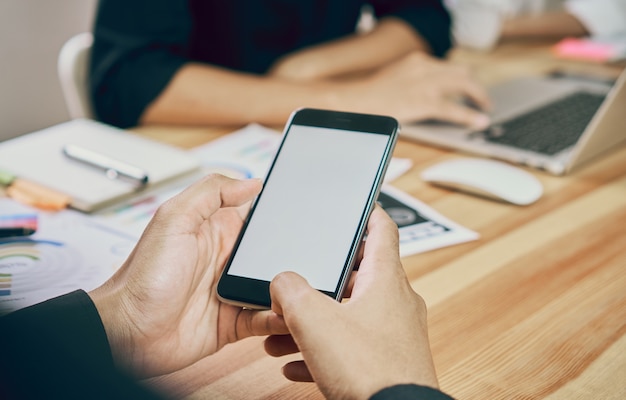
[{"left": 0, "top": 119, "right": 201, "bottom": 212}]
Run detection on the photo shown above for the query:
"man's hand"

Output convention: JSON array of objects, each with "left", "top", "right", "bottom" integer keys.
[
  {"left": 89, "top": 175, "right": 288, "bottom": 378},
  {"left": 346, "top": 52, "right": 492, "bottom": 129},
  {"left": 266, "top": 207, "right": 439, "bottom": 400}
]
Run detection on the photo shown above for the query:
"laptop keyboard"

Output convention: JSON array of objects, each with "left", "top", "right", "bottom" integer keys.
[{"left": 481, "top": 91, "right": 606, "bottom": 155}]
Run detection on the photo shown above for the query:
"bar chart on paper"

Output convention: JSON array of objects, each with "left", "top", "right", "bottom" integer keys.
[
  {"left": 0, "top": 239, "right": 75, "bottom": 306},
  {"left": 0, "top": 199, "right": 135, "bottom": 315},
  {"left": 0, "top": 273, "right": 10, "bottom": 297}
]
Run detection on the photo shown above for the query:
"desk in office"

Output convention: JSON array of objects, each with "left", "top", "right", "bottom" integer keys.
[{"left": 129, "top": 42, "right": 626, "bottom": 400}]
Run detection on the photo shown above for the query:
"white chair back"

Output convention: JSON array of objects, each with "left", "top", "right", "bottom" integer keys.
[{"left": 57, "top": 32, "right": 94, "bottom": 120}]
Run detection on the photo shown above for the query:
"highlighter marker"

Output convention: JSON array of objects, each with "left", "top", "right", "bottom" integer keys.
[
  {"left": 1, "top": 168, "right": 69, "bottom": 211},
  {"left": 0, "top": 169, "right": 16, "bottom": 187},
  {"left": 6, "top": 179, "right": 71, "bottom": 211},
  {"left": 0, "top": 227, "right": 36, "bottom": 238}
]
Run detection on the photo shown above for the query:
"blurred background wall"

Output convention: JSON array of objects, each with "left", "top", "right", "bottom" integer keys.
[{"left": 0, "top": 0, "right": 97, "bottom": 141}]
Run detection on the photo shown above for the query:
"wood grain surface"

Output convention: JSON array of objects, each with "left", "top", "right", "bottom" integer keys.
[{"left": 134, "top": 42, "right": 626, "bottom": 399}]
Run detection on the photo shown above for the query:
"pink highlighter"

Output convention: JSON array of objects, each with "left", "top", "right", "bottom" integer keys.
[
  {"left": 0, "top": 213, "right": 38, "bottom": 238},
  {"left": 553, "top": 37, "right": 618, "bottom": 63}
]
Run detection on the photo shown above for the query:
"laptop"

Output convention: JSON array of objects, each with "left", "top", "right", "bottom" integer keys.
[{"left": 401, "top": 69, "right": 626, "bottom": 175}]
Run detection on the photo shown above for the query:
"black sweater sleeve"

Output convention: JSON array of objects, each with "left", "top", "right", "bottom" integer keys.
[
  {"left": 0, "top": 290, "right": 453, "bottom": 400},
  {"left": 371, "top": 0, "right": 452, "bottom": 58},
  {"left": 0, "top": 290, "right": 163, "bottom": 400},
  {"left": 89, "top": 0, "right": 192, "bottom": 128},
  {"left": 90, "top": 0, "right": 451, "bottom": 129},
  {"left": 370, "top": 384, "right": 455, "bottom": 399}
]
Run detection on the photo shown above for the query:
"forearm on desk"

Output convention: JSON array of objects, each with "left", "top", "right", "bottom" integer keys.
[
  {"left": 139, "top": 19, "right": 435, "bottom": 127},
  {"left": 267, "top": 18, "right": 430, "bottom": 81},
  {"left": 501, "top": 11, "right": 588, "bottom": 40},
  {"left": 140, "top": 63, "right": 334, "bottom": 126},
  {"left": 139, "top": 62, "right": 394, "bottom": 127}
]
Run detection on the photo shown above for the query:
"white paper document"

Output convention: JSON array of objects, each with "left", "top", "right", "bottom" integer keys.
[
  {"left": 0, "top": 199, "right": 134, "bottom": 315},
  {"left": 0, "top": 119, "right": 200, "bottom": 212},
  {"left": 378, "top": 185, "right": 478, "bottom": 257},
  {"left": 0, "top": 124, "right": 478, "bottom": 314},
  {"left": 92, "top": 124, "right": 413, "bottom": 239},
  {"left": 92, "top": 124, "right": 478, "bottom": 255}
]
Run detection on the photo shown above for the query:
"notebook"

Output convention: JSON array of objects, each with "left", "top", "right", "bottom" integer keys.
[
  {"left": 401, "top": 69, "right": 626, "bottom": 175},
  {"left": 0, "top": 119, "right": 201, "bottom": 212}
]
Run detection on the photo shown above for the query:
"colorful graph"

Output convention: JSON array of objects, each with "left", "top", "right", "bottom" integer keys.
[
  {"left": 0, "top": 213, "right": 38, "bottom": 230},
  {"left": 0, "top": 239, "right": 63, "bottom": 302},
  {"left": 0, "top": 239, "right": 49, "bottom": 297},
  {"left": 0, "top": 273, "right": 10, "bottom": 296},
  {"left": 0, "top": 198, "right": 135, "bottom": 316},
  {"left": 0, "top": 238, "right": 92, "bottom": 315}
]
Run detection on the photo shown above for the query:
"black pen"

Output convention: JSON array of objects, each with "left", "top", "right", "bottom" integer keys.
[
  {"left": 0, "top": 227, "right": 36, "bottom": 238},
  {"left": 62, "top": 144, "right": 149, "bottom": 186}
]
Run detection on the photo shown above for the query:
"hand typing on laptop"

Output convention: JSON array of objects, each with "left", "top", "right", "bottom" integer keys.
[
  {"left": 403, "top": 70, "right": 626, "bottom": 175},
  {"left": 91, "top": 2, "right": 492, "bottom": 131},
  {"left": 359, "top": 52, "right": 492, "bottom": 130}
]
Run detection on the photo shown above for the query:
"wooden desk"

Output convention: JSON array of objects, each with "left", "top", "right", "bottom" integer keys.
[{"left": 136, "top": 43, "right": 626, "bottom": 399}]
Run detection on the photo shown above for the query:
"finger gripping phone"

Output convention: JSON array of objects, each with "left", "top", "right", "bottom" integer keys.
[{"left": 217, "top": 108, "right": 399, "bottom": 309}]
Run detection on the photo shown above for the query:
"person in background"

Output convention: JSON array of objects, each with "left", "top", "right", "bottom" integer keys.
[
  {"left": 446, "top": 0, "right": 626, "bottom": 51},
  {"left": 0, "top": 175, "right": 453, "bottom": 400},
  {"left": 90, "top": 0, "right": 491, "bottom": 131}
]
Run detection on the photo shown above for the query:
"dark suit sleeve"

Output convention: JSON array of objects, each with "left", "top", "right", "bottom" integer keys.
[
  {"left": 371, "top": 0, "right": 452, "bottom": 58},
  {"left": 370, "top": 384, "right": 455, "bottom": 399},
  {"left": 0, "top": 290, "right": 164, "bottom": 400},
  {"left": 90, "top": 0, "right": 192, "bottom": 128}
]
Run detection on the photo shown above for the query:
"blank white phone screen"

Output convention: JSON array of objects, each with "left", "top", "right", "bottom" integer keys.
[{"left": 227, "top": 124, "right": 391, "bottom": 292}]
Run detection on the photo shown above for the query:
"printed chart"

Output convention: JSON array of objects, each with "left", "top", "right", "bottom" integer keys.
[
  {"left": 0, "top": 238, "right": 82, "bottom": 312},
  {"left": 92, "top": 124, "right": 414, "bottom": 240},
  {"left": 378, "top": 186, "right": 478, "bottom": 257},
  {"left": 0, "top": 199, "right": 134, "bottom": 315}
]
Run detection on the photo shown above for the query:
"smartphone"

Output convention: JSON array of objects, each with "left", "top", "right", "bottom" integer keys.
[{"left": 217, "top": 108, "right": 399, "bottom": 309}]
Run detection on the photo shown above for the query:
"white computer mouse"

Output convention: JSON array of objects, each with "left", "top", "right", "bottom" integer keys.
[{"left": 421, "top": 158, "right": 543, "bottom": 205}]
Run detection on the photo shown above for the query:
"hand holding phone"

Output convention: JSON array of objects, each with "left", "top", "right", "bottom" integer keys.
[{"left": 217, "top": 108, "right": 399, "bottom": 309}]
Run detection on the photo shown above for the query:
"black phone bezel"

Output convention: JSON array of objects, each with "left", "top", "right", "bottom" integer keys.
[{"left": 216, "top": 108, "right": 399, "bottom": 309}]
